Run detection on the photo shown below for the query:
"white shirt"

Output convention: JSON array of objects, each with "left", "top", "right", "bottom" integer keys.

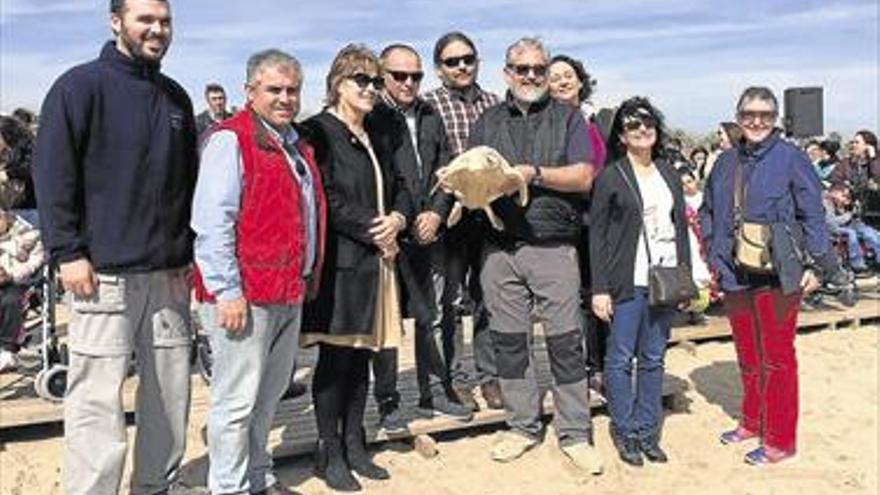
[{"left": 633, "top": 167, "right": 678, "bottom": 287}]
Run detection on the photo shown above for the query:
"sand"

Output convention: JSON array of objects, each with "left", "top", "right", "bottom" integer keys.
[{"left": 1, "top": 326, "right": 877, "bottom": 495}]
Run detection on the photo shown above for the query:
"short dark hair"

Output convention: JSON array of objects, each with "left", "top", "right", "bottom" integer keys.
[
  {"left": 689, "top": 147, "right": 708, "bottom": 160},
  {"left": 110, "top": 0, "right": 167, "bottom": 14},
  {"left": 204, "top": 83, "right": 225, "bottom": 97},
  {"left": 856, "top": 129, "right": 878, "bottom": 151},
  {"left": 736, "top": 86, "right": 779, "bottom": 115},
  {"left": 433, "top": 31, "right": 477, "bottom": 66},
  {"left": 549, "top": 54, "right": 596, "bottom": 102},
  {"left": 380, "top": 43, "right": 420, "bottom": 61},
  {"left": 606, "top": 96, "right": 669, "bottom": 162},
  {"left": 678, "top": 167, "right": 696, "bottom": 181}
]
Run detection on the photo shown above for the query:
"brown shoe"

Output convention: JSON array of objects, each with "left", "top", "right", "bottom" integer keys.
[
  {"left": 480, "top": 380, "right": 504, "bottom": 410},
  {"left": 454, "top": 385, "right": 479, "bottom": 412}
]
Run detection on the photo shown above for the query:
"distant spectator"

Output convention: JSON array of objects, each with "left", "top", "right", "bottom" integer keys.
[
  {"left": 0, "top": 188, "right": 45, "bottom": 373},
  {"left": 689, "top": 147, "right": 708, "bottom": 176},
  {"left": 679, "top": 168, "right": 714, "bottom": 323},
  {"left": 830, "top": 130, "right": 879, "bottom": 190},
  {"left": 12, "top": 108, "right": 37, "bottom": 131},
  {"left": 823, "top": 183, "right": 880, "bottom": 272},
  {"left": 195, "top": 83, "right": 233, "bottom": 136},
  {"left": 701, "top": 122, "right": 743, "bottom": 182},
  {"left": 0, "top": 116, "right": 36, "bottom": 209}
]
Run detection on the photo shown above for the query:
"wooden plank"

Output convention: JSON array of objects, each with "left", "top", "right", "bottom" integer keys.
[{"left": 2, "top": 279, "right": 876, "bottom": 431}]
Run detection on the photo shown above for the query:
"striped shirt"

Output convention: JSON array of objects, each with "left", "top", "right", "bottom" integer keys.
[{"left": 423, "top": 84, "right": 499, "bottom": 157}]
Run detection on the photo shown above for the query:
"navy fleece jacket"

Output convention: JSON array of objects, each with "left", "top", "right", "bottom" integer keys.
[{"left": 33, "top": 42, "right": 197, "bottom": 272}]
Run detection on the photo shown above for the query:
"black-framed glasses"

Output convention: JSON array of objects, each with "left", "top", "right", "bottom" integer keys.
[
  {"left": 737, "top": 110, "right": 776, "bottom": 124},
  {"left": 506, "top": 64, "right": 548, "bottom": 78},
  {"left": 349, "top": 73, "right": 384, "bottom": 90},
  {"left": 622, "top": 116, "right": 657, "bottom": 131},
  {"left": 441, "top": 54, "right": 477, "bottom": 68},
  {"left": 387, "top": 70, "right": 424, "bottom": 84}
]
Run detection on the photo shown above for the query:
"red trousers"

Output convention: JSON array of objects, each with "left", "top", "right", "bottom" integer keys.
[{"left": 724, "top": 287, "right": 801, "bottom": 452}]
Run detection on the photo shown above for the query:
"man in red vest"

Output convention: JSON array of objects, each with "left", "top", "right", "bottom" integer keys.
[{"left": 192, "top": 49, "right": 326, "bottom": 495}]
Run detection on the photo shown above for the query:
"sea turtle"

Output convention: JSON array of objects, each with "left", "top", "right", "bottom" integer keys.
[{"left": 432, "top": 145, "right": 529, "bottom": 231}]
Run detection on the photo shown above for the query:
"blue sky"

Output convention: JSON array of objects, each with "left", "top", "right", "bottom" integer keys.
[{"left": 1, "top": 0, "right": 877, "bottom": 136}]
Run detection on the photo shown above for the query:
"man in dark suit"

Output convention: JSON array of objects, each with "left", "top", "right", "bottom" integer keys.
[
  {"left": 195, "top": 83, "right": 232, "bottom": 136},
  {"left": 369, "top": 43, "right": 473, "bottom": 433}
]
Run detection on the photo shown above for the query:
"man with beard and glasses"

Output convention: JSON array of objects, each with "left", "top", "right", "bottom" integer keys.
[
  {"left": 464, "top": 37, "right": 603, "bottom": 474},
  {"left": 423, "top": 31, "right": 503, "bottom": 412},
  {"left": 369, "top": 43, "right": 473, "bottom": 433},
  {"left": 32, "top": 1, "right": 198, "bottom": 493}
]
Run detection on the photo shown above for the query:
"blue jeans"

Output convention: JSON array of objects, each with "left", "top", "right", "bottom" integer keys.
[
  {"left": 202, "top": 303, "right": 301, "bottom": 495},
  {"left": 604, "top": 288, "right": 673, "bottom": 439},
  {"left": 840, "top": 223, "right": 880, "bottom": 268}
]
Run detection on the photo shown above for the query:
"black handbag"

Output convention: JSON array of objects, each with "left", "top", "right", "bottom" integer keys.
[{"left": 617, "top": 165, "right": 698, "bottom": 307}]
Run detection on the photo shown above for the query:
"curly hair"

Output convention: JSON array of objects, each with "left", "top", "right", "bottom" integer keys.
[
  {"left": 606, "top": 96, "right": 668, "bottom": 163},
  {"left": 549, "top": 54, "right": 596, "bottom": 102}
]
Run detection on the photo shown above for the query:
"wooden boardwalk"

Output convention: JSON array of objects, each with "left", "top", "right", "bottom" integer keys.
[{"left": 1, "top": 278, "right": 876, "bottom": 458}]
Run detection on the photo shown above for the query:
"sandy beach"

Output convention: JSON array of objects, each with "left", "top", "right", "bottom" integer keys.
[{"left": 1, "top": 325, "right": 877, "bottom": 495}]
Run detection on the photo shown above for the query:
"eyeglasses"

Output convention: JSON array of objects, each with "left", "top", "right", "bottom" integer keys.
[
  {"left": 622, "top": 116, "right": 657, "bottom": 132},
  {"left": 349, "top": 73, "right": 384, "bottom": 90},
  {"left": 387, "top": 70, "right": 424, "bottom": 84},
  {"left": 441, "top": 54, "right": 477, "bottom": 68},
  {"left": 737, "top": 110, "right": 776, "bottom": 124},
  {"left": 506, "top": 64, "right": 548, "bottom": 78}
]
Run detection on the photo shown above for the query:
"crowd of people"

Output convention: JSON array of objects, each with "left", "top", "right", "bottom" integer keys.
[{"left": 2, "top": 0, "right": 880, "bottom": 494}]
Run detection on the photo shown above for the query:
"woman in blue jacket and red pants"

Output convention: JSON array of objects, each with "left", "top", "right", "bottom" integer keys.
[{"left": 700, "top": 87, "right": 848, "bottom": 465}]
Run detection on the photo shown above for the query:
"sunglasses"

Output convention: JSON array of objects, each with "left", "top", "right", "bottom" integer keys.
[
  {"left": 349, "top": 73, "right": 384, "bottom": 90},
  {"left": 737, "top": 110, "right": 776, "bottom": 124},
  {"left": 506, "top": 64, "right": 548, "bottom": 78},
  {"left": 387, "top": 70, "right": 424, "bottom": 84},
  {"left": 622, "top": 116, "right": 657, "bottom": 131},
  {"left": 441, "top": 54, "right": 477, "bottom": 68}
]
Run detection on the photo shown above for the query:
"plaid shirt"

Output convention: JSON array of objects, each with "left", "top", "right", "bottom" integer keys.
[{"left": 423, "top": 84, "right": 499, "bottom": 157}]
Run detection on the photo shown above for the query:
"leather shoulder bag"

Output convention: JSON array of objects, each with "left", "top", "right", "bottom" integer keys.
[{"left": 617, "top": 165, "right": 698, "bottom": 307}]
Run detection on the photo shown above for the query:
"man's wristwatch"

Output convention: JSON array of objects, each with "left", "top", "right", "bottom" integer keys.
[{"left": 531, "top": 165, "right": 543, "bottom": 186}]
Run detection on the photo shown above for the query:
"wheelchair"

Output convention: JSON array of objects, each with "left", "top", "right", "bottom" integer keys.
[{"left": 9, "top": 264, "right": 69, "bottom": 402}]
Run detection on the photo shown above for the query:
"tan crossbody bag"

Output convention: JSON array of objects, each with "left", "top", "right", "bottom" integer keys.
[{"left": 733, "top": 155, "right": 774, "bottom": 273}]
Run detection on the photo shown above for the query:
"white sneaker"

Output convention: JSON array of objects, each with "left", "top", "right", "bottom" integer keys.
[
  {"left": 491, "top": 431, "right": 539, "bottom": 462},
  {"left": 561, "top": 442, "right": 604, "bottom": 475},
  {"left": 0, "top": 350, "right": 19, "bottom": 373}
]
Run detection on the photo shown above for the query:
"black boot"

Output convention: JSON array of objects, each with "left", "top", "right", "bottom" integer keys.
[
  {"left": 314, "top": 439, "right": 361, "bottom": 492},
  {"left": 345, "top": 427, "right": 390, "bottom": 480},
  {"left": 639, "top": 432, "right": 669, "bottom": 463},
  {"left": 610, "top": 427, "right": 644, "bottom": 467}
]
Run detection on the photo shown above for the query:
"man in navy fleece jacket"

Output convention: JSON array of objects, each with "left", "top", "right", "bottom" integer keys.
[{"left": 32, "top": 1, "right": 198, "bottom": 493}]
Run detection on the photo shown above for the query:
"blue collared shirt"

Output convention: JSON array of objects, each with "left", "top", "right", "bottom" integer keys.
[{"left": 192, "top": 119, "right": 318, "bottom": 301}]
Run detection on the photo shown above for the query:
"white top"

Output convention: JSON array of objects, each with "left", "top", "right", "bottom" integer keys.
[{"left": 633, "top": 167, "right": 678, "bottom": 287}]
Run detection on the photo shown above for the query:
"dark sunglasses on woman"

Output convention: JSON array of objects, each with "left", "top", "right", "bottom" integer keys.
[{"left": 349, "top": 73, "right": 384, "bottom": 90}]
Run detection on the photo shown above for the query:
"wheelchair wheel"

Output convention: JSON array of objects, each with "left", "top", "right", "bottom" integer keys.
[{"left": 35, "top": 364, "right": 68, "bottom": 402}]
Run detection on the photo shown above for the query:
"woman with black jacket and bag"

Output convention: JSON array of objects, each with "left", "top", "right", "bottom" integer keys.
[{"left": 589, "top": 97, "right": 692, "bottom": 467}]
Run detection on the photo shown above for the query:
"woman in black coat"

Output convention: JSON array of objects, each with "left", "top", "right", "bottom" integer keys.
[
  {"left": 301, "top": 44, "right": 412, "bottom": 492},
  {"left": 589, "top": 97, "right": 691, "bottom": 467}
]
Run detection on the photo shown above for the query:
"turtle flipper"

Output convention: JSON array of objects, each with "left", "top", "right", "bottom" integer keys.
[
  {"left": 484, "top": 206, "right": 505, "bottom": 231},
  {"left": 448, "top": 201, "right": 464, "bottom": 227}
]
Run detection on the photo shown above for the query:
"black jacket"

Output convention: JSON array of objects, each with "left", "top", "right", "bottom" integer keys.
[
  {"left": 589, "top": 158, "right": 691, "bottom": 302},
  {"left": 470, "top": 94, "right": 588, "bottom": 244},
  {"left": 369, "top": 99, "right": 454, "bottom": 221},
  {"left": 33, "top": 41, "right": 197, "bottom": 272},
  {"left": 300, "top": 111, "right": 413, "bottom": 337}
]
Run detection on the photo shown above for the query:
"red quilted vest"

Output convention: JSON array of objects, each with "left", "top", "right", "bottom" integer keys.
[{"left": 194, "top": 109, "right": 326, "bottom": 304}]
